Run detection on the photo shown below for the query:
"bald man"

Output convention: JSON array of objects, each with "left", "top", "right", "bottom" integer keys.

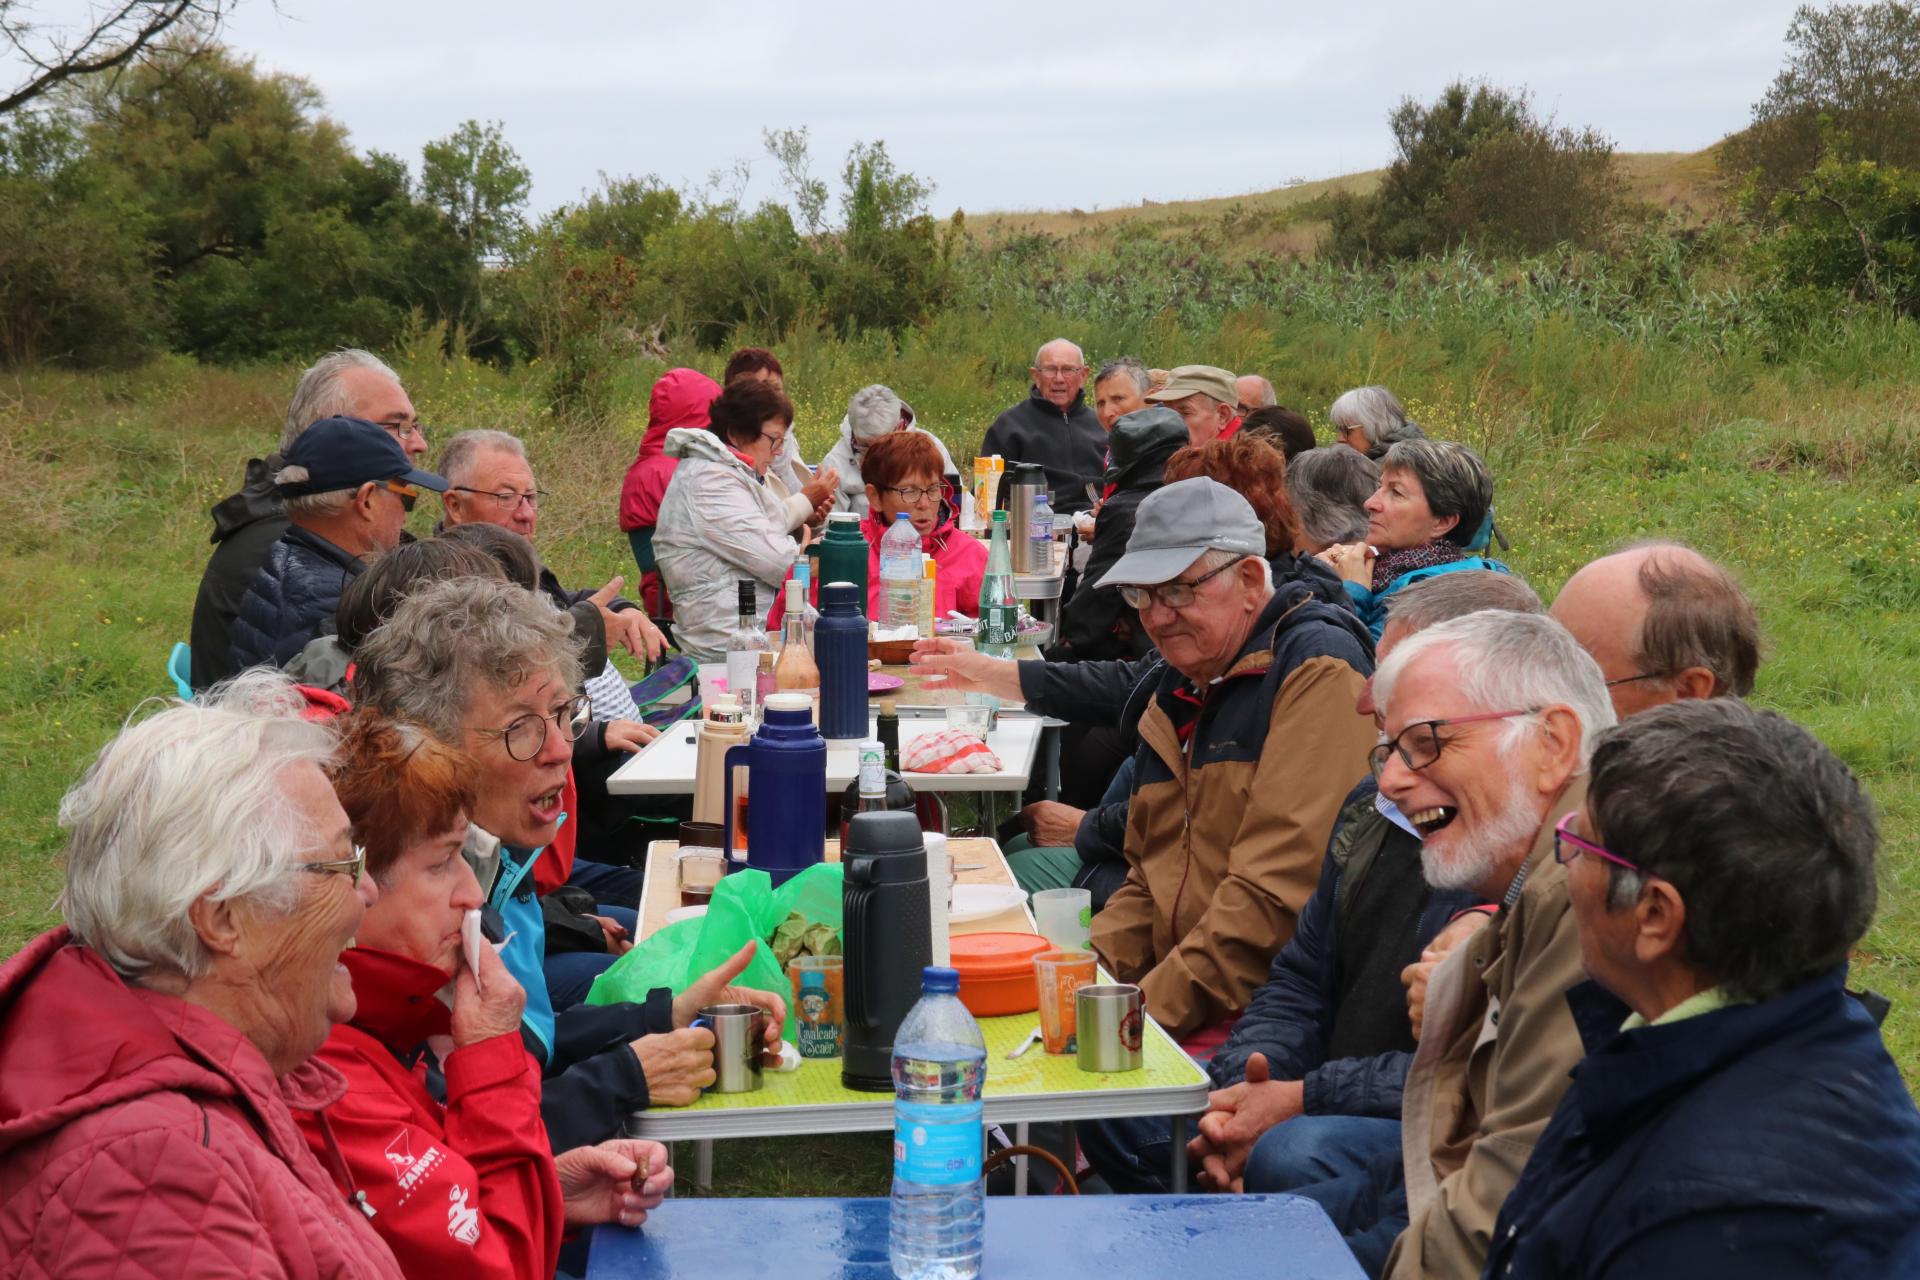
[
  {"left": 1549, "top": 543, "right": 1761, "bottom": 718},
  {"left": 1236, "top": 374, "right": 1278, "bottom": 417},
  {"left": 979, "top": 336, "right": 1107, "bottom": 514}
]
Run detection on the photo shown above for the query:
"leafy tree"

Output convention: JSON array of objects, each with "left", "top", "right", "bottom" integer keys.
[
  {"left": 1723, "top": 2, "right": 1920, "bottom": 201},
  {"left": 421, "top": 119, "right": 531, "bottom": 260},
  {"left": 0, "top": 107, "right": 156, "bottom": 365},
  {"left": 1760, "top": 152, "right": 1920, "bottom": 316},
  {"left": 764, "top": 126, "right": 827, "bottom": 235},
  {"left": 1325, "top": 81, "right": 1619, "bottom": 263}
]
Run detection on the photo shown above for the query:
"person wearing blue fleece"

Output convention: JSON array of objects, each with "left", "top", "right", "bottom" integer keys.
[
  {"left": 1484, "top": 698, "right": 1920, "bottom": 1280},
  {"left": 1317, "top": 439, "right": 1510, "bottom": 642}
]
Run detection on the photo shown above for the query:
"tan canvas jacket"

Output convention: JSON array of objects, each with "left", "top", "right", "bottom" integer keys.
[
  {"left": 1091, "top": 590, "right": 1375, "bottom": 1040},
  {"left": 1384, "top": 778, "right": 1589, "bottom": 1280}
]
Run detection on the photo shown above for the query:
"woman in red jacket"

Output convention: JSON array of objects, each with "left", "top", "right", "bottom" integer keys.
[
  {"left": 301, "top": 713, "right": 673, "bottom": 1278},
  {"left": 768, "top": 429, "right": 987, "bottom": 629}
]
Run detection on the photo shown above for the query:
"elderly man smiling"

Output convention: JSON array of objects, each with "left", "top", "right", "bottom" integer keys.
[
  {"left": 1355, "top": 610, "right": 1617, "bottom": 1280},
  {"left": 1087, "top": 477, "right": 1375, "bottom": 1041},
  {"left": 1484, "top": 698, "right": 1920, "bottom": 1279},
  {"left": 979, "top": 337, "right": 1107, "bottom": 514}
]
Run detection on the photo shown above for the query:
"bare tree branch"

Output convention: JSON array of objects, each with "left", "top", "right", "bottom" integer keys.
[{"left": 0, "top": 0, "right": 234, "bottom": 115}]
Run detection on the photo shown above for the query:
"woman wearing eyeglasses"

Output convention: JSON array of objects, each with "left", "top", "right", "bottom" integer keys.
[
  {"left": 298, "top": 713, "right": 675, "bottom": 1279},
  {"left": 653, "top": 379, "right": 841, "bottom": 661},
  {"left": 765, "top": 429, "right": 986, "bottom": 631},
  {"left": 0, "top": 672, "right": 405, "bottom": 1278}
]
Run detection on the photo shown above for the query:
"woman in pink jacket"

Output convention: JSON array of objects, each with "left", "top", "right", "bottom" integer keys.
[
  {"left": 616, "top": 368, "right": 722, "bottom": 616},
  {"left": 0, "top": 674, "right": 402, "bottom": 1279},
  {"left": 768, "top": 429, "right": 987, "bottom": 630}
]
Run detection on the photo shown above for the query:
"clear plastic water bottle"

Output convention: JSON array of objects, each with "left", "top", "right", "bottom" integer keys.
[
  {"left": 880, "top": 513, "right": 924, "bottom": 629},
  {"left": 1028, "top": 489, "right": 1054, "bottom": 573},
  {"left": 890, "top": 966, "right": 986, "bottom": 1280}
]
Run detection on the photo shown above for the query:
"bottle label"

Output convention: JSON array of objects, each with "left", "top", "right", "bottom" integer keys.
[
  {"left": 857, "top": 748, "right": 885, "bottom": 797},
  {"left": 892, "top": 1100, "right": 983, "bottom": 1186},
  {"left": 980, "top": 602, "right": 1018, "bottom": 648}
]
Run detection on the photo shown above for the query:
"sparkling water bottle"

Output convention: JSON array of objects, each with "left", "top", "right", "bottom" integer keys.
[
  {"left": 889, "top": 966, "right": 986, "bottom": 1280},
  {"left": 880, "top": 513, "right": 923, "bottom": 629}
]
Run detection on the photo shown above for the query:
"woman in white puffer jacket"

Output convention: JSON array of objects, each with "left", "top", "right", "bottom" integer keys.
[{"left": 654, "top": 379, "right": 829, "bottom": 661}]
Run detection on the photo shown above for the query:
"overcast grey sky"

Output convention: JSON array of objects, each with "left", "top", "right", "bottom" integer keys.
[{"left": 25, "top": 0, "right": 1808, "bottom": 216}]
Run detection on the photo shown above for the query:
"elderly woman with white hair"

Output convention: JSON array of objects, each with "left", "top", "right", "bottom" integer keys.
[
  {"left": 0, "top": 673, "right": 403, "bottom": 1278},
  {"left": 1329, "top": 385, "right": 1425, "bottom": 460},
  {"left": 817, "top": 382, "right": 959, "bottom": 516}
]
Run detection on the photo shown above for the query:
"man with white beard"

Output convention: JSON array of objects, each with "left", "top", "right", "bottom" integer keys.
[{"left": 1364, "top": 610, "right": 1618, "bottom": 1280}]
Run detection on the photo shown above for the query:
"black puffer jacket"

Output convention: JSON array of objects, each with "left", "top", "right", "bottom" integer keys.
[
  {"left": 1051, "top": 407, "right": 1189, "bottom": 662},
  {"left": 189, "top": 456, "right": 289, "bottom": 690},
  {"left": 979, "top": 386, "right": 1106, "bottom": 514},
  {"left": 229, "top": 526, "right": 366, "bottom": 672}
]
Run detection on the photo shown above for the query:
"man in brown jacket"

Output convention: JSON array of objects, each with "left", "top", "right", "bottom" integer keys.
[
  {"left": 1088, "top": 478, "right": 1376, "bottom": 1040},
  {"left": 1360, "top": 609, "right": 1617, "bottom": 1280}
]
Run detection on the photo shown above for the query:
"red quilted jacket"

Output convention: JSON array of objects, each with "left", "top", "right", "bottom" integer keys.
[
  {"left": 294, "top": 947, "right": 564, "bottom": 1280},
  {"left": 0, "top": 928, "right": 403, "bottom": 1279}
]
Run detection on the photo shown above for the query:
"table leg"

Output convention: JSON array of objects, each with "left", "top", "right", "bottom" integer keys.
[
  {"left": 663, "top": 1141, "right": 676, "bottom": 1198},
  {"left": 1014, "top": 1121, "right": 1030, "bottom": 1197},
  {"left": 1168, "top": 1115, "right": 1188, "bottom": 1193},
  {"left": 1043, "top": 725, "right": 1061, "bottom": 801},
  {"left": 696, "top": 1138, "right": 714, "bottom": 1191},
  {"left": 984, "top": 790, "right": 999, "bottom": 833}
]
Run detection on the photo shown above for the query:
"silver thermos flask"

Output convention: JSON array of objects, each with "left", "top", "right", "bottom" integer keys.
[{"left": 1005, "top": 463, "right": 1045, "bottom": 573}]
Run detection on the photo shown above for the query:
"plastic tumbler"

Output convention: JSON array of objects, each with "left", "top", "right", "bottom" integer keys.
[
  {"left": 1031, "top": 887, "right": 1092, "bottom": 951},
  {"left": 787, "top": 955, "right": 846, "bottom": 1059},
  {"left": 1033, "top": 950, "right": 1098, "bottom": 1054}
]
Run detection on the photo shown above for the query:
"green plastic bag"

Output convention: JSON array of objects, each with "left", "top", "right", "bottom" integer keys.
[{"left": 586, "top": 863, "right": 843, "bottom": 1042}]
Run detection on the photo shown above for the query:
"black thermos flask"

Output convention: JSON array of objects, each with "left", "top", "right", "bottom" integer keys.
[{"left": 840, "top": 810, "right": 932, "bottom": 1091}]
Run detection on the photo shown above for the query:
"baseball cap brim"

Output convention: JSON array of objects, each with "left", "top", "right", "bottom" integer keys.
[
  {"left": 399, "top": 467, "right": 449, "bottom": 493},
  {"left": 1094, "top": 544, "right": 1209, "bottom": 589}
]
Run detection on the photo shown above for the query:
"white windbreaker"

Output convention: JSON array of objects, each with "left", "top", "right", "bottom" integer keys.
[{"left": 653, "top": 427, "right": 806, "bottom": 661}]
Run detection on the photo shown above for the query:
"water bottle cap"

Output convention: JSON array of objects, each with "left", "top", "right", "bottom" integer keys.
[{"left": 922, "top": 965, "right": 960, "bottom": 994}]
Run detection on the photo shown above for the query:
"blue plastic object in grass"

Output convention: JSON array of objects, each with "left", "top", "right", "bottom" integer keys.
[{"left": 167, "top": 642, "right": 193, "bottom": 701}]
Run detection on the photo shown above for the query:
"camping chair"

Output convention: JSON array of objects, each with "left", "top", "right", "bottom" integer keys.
[{"left": 166, "top": 642, "right": 194, "bottom": 701}]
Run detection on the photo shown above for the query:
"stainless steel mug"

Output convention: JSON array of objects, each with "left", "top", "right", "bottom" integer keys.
[
  {"left": 1075, "top": 984, "right": 1144, "bottom": 1073},
  {"left": 696, "top": 1002, "right": 767, "bottom": 1093}
]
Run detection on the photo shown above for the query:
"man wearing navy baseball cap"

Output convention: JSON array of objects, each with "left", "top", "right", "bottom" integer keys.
[{"left": 227, "top": 417, "right": 447, "bottom": 672}]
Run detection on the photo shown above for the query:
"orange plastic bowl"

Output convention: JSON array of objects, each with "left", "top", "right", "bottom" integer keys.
[{"left": 949, "top": 932, "right": 1051, "bottom": 1017}]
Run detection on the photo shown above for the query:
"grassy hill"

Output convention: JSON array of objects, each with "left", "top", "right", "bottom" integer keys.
[{"left": 966, "top": 147, "right": 1730, "bottom": 255}]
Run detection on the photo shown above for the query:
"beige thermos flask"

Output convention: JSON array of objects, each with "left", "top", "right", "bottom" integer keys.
[{"left": 693, "top": 698, "right": 751, "bottom": 825}]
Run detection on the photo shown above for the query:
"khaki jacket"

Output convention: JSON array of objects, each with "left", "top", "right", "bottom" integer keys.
[
  {"left": 1384, "top": 779, "right": 1589, "bottom": 1280},
  {"left": 1091, "top": 585, "right": 1376, "bottom": 1040}
]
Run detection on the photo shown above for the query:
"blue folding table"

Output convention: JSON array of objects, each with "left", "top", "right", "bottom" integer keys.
[{"left": 585, "top": 1193, "right": 1364, "bottom": 1279}]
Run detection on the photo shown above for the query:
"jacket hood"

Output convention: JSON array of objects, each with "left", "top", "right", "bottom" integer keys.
[
  {"left": 0, "top": 928, "right": 314, "bottom": 1156},
  {"left": 640, "top": 369, "right": 721, "bottom": 461},
  {"left": 209, "top": 454, "right": 286, "bottom": 545},
  {"left": 1105, "top": 408, "right": 1189, "bottom": 490},
  {"left": 341, "top": 947, "right": 454, "bottom": 1055},
  {"left": 664, "top": 425, "right": 754, "bottom": 470}
]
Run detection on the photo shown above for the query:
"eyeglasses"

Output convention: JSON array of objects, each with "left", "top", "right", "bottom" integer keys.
[
  {"left": 473, "top": 693, "right": 591, "bottom": 762},
  {"left": 383, "top": 478, "right": 420, "bottom": 512},
  {"left": 379, "top": 421, "right": 427, "bottom": 445},
  {"left": 884, "top": 483, "right": 945, "bottom": 504},
  {"left": 300, "top": 845, "right": 367, "bottom": 888},
  {"left": 1035, "top": 365, "right": 1085, "bottom": 378},
  {"left": 1368, "top": 708, "right": 1539, "bottom": 780},
  {"left": 450, "top": 486, "right": 542, "bottom": 511},
  {"left": 1117, "top": 556, "right": 1247, "bottom": 611},
  {"left": 1553, "top": 811, "right": 1643, "bottom": 873},
  {"left": 1604, "top": 671, "right": 1672, "bottom": 689},
  {"left": 759, "top": 430, "right": 789, "bottom": 449}
]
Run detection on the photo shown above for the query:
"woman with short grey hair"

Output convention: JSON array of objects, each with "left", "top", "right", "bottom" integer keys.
[
  {"left": 1318, "top": 438, "right": 1510, "bottom": 641},
  {"left": 0, "top": 672, "right": 402, "bottom": 1277},
  {"left": 1286, "top": 446, "right": 1380, "bottom": 553},
  {"left": 1329, "top": 384, "right": 1425, "bottom": 460},
  {"left": 816, "top": 383, "right": 959, "bottom": 515}
]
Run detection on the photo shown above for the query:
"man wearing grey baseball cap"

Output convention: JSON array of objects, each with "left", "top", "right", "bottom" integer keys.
[{"left": 1087, "top": 477, "right": 1377, "bottom": 1040}]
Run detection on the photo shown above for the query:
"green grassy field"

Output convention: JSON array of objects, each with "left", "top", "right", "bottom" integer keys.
[{"left": 2, "top": 311, "right": 1915, "bottom": 1188}]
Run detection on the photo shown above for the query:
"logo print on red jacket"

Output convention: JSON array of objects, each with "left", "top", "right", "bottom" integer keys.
[{"left": 447, "top": 1185, "right": 482, "bottom": 1247}]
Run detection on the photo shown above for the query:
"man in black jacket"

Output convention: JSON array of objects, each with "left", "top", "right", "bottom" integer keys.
[
  {"left": 191, "top": 349, "right": 426, "bottom": 690},
  {"left": 979, "top": 338, "right": 1107, "bottom": 515},
  {"left": 227, "top": 418, "right": 445, "bottom": 672}
]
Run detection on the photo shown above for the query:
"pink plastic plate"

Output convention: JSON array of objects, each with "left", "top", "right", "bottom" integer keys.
[{"left": 868, "top": 673, "right": 906, "bottom": 693}]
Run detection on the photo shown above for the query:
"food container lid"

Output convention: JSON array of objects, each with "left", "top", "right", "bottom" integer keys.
[{"left": 949, "top": 931, "right": 1051, "bottom": 978}]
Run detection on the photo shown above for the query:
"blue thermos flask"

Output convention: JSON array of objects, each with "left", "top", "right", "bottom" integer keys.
[
  {"left": 722, "top": 692, "right": 826, "bottom": 886},
  {"left": 816, "top": 580, "right": 869, "bottom": 742}
]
